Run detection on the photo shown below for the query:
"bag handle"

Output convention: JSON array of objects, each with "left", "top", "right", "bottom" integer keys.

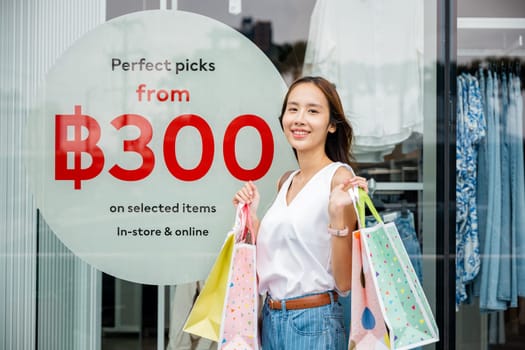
[
  {"left": 354, "top": 188, "right": 383, "bottom": 227},
  {"left": 237, "top": 203, "right": 255, "bottom": 245}
]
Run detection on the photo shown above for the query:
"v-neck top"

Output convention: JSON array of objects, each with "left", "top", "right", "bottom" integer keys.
[{"left": 256, "top": 161, "right": 350, "bottom": 299}]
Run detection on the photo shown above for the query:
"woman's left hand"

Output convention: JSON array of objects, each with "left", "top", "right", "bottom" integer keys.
[
  {"left": 328, "top": 176, "right": 368, "bottom": 215},
  {"left": 347, "top": 176, "right": 368, "bottom": 193}
]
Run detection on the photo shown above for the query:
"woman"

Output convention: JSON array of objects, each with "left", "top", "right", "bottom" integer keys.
[{"left": 233, "top": 76, "right": 367, "bottom": 349}]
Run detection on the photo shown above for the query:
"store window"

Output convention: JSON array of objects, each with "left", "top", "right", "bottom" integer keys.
[
  {"left": 455, "top": 1, "right": 525, "bottom": 349},
  {"left": 1, "top": 1, "right": 443, "bottom": 349}
]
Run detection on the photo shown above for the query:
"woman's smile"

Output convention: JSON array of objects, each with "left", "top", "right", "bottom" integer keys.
[{"left": 291, "top": 128, "right": 310, "bottom": 139}]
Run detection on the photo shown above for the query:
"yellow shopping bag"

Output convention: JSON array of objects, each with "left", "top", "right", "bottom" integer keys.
[{"left": 183, "top": 232, "right": 235, "bottom": 341}]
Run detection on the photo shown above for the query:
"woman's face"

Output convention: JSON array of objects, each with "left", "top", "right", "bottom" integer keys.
[{"left": 281, "top": 82, "right": 335, "bottom": 155}]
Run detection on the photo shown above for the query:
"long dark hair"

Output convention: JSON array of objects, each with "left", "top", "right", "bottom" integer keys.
[{"left": 278, "top": 76, "right": 354, "bottom": 164}]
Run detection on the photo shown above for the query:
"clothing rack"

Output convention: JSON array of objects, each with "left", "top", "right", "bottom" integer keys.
[
  {"left": 457, "top": 58, "right": 522, "bottom": 76},
  {"left": 367, "top": 177, "right": 423, "bottom": 193}
]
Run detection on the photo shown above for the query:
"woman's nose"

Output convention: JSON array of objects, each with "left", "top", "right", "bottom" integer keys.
[{"left": 294, "top": 109, "right": 306, "bottom": 124}]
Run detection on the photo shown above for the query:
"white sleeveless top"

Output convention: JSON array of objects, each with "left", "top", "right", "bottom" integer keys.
[{"left": 257, "top": 162, "right": 350, "bottom": 299}]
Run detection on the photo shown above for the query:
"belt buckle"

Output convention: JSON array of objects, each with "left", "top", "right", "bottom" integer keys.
[{"left": 268, "top": 298, "right": 281, "bottom": 310}]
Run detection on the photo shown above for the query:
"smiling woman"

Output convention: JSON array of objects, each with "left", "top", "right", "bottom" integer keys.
[{"left": 233, "top": 76, "right": 368, "bottom": 349}]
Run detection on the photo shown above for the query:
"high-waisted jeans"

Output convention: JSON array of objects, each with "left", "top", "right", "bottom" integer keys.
[{"left": 261, "top": 292, "right": 346, "bottom": 350}]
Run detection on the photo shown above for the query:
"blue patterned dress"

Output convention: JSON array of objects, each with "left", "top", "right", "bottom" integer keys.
[{"left": 455, "top": 73, "right": 486, "bottom": 308}]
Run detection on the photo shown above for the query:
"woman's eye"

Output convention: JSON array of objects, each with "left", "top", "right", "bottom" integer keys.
[
  {"left": 287, "top": 107, "right": 297, "bottom": 112},
  {"left": 308, "top": 109, "right": 318, "bottom": 114}
]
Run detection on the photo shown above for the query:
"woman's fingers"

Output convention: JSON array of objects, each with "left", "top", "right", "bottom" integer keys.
[
  {"left": 232, "top": 181, "right": 259, "bottom": 206},
  {"left": 339, "top": 177, "right": 367, "bottom": 191},
  {"left": 348, "top": 176, "right": 368, "bottom": 192}
]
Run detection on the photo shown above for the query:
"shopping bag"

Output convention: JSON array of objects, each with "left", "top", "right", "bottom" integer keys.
[
  {"left": 184, "top": 203, "right": 259, "bottom": 349},
  {"left": 182, "top": 232, "right": 235, "bottom": 341},
  {"left": 349, "top": 189, "right": 439, "bottom": 350},
  {"left": 349, "top": 189, "right": 390, "bottom": 350},
  {"left": 218, "top": 203, "right": 259, "bottom": 349}
]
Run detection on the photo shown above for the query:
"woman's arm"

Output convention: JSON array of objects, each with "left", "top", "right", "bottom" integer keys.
[
  {"left": 328, "top": 167, "right": 368, "bottom": 293},
  {"left": 232, "top": 171, "right": 293, "bottom": 243}
]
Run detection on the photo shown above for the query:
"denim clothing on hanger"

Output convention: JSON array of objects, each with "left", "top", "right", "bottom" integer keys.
[
  {"left": 506, "top": 75, "right": 518, "bottom": 304},
  {"left": 476, "top": 71, "right": 488, "bottom": 291},
  {"left": 456, "top": 75, "right": 468, "bottom": 306},
  {"left": 455, "top": 74, "right": 485, "bottom": 307},
  {"left": 465, "top": 74, "right": 485, "bottom": 282},
  {"left": 509, "top": 74, "right": 525, "bottom": 298},
  {"left": 498, "top": 72, "right": 512, "bottom": 303},
  {"left": 365, "top": 211, "right": 423, "bottom": 284},
  {"left": 475, "top": 70, "right": 507, "bottom": 311}
]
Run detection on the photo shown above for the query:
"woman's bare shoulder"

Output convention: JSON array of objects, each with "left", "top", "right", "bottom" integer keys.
[
  {"left": 277, "top": 170, "right": 295, "bottom": 191},
  {"left": 333, "top": 164, "right": 355, "bottom": 181}
]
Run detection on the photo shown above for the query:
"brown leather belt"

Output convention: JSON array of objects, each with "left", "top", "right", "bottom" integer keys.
[{"left": 267, "top": 292, "right": 338, "bottom": 310}]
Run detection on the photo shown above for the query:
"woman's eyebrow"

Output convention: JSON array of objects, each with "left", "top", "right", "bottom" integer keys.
[{"left": 287, "top": 101, "right": 323, "bottom": 108}]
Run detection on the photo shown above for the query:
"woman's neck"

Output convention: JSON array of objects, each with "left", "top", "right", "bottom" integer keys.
[{"left": 296, "top": 152, "right": 332, "bottom": 179}]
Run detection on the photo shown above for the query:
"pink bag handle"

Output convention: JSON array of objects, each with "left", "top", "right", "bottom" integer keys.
[{"left": 238, "top": 203, "right": 255, "bottom": 245}]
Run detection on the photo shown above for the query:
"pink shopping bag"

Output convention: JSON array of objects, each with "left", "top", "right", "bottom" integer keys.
[
  {"left": 349, "top": 229, "right": 391, "bottom": 350},
  {"left": 218, "top": 203, "right": 259, "bottom": 350}
]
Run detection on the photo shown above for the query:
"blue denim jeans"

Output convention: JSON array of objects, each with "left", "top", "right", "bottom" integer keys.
[
  {"left": 474, "top": 70, "right": 507, "bottom": 311},
  {"left": 498, "top": 72, "right": 512, "bottom": 302},
  {"left": 261, "top": 292, "right": 346, "bottom": 350},
  {"left": 476, "top": 69, "right": 488, "bottom": 251},
  {"left": 474, "top": 71, "right": 510, "bottom": 310},
  {"left": 509, "top": 75, "right": 525, "bottom": 297},
  {"left": 475, "top": 70, "right": 525, "bottom": 310}
]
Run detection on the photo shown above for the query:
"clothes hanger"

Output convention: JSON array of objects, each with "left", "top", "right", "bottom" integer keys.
[
  {"left": 401, "top": 199, "right": 409, "bottom": 218},
  {"left": 367, "top": 178, "right": 386, "bottom": 212}
]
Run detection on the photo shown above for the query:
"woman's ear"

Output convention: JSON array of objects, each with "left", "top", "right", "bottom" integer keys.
[{"left": 328, "top": 123, "right": 337, "bottom": 134}]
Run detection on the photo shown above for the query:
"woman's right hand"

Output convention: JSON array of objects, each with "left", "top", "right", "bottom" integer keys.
[{"left": 232, "top": 180, "right": 260, "bottom": 215}]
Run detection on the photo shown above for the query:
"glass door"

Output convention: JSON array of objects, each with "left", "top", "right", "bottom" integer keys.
[{"left": 455, "top": 0, "right": 525, "bottom": 348}]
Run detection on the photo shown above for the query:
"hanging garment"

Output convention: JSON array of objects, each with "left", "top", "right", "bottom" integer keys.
[
  {"left": 500, "top": 72, "right": 525, "bottom": 304},
  {"left": 474, "top": 70, "right": 507, "bottom": 311},
  {"left": 509, "top": 75, "right": 525, "bottom": 297},
  {"left": 497, "top": 72, "right": 513, "bottom": 304},
  {"left": 455, "top": 73, "right": 485, "bottom": 308},
  {"left": 302, "top": 0, "right": 424, "bottom": 162},
  {"left": 474, "top": 69, "right": 525, "bottom": 311}
]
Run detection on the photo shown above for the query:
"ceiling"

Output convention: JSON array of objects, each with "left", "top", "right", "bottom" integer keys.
[{"left": 457, "top": 0, "right": 525, "bottom": 63}]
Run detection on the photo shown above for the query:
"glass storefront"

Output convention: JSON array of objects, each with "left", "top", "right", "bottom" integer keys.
[
  {"left": 455, "top": 1, "right": 525, "bottom": 349},
  {"left": 0, "top": 1, "right": 523, "bottom": 350}
]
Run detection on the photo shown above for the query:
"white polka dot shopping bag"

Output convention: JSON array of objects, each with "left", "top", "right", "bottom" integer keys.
[{"left": 349, "top": 189, "right": 439, "bottom": 350}]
